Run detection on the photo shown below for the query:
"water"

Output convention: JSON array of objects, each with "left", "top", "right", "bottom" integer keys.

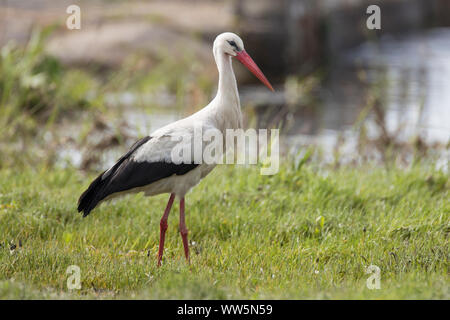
[
  {"left": 242, "top": 27, "right": 450, "bottom": 164},
  {"left": 340, "top": 27, "right": 450, "bottom": 144}
]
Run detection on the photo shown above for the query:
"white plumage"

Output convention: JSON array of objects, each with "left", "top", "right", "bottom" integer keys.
[{"left": 78, "top": 32, "right": 273, "bottom": 266}]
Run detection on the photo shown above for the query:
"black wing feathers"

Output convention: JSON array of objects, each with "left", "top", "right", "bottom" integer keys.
[
  {"left": 77, "top": 136, "right": 151, "bottom": 217},
  {"left": 77, "top": 136, "right": 197, "bottom": 217}
]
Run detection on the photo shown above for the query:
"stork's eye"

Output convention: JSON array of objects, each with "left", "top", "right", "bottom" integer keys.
[{"left": 227, "top": 40, "right": 240, "bottom": 51}]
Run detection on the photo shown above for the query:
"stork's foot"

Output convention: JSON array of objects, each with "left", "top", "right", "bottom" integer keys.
[
  {"left": 180, "top": 228, "right": 190, "bottom": 263},
  {"left": 157, "top": 193, "right": 175, "bottom": 267},
  {"left": 179, "top": 197, "right": 190, "bottom": 263},
  {"left": 157, "top": 220, "right": 168, "bottom": 267}
]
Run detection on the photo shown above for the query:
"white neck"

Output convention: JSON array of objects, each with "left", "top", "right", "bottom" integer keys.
[
  {"left": 214, "top": 49, "right": 239, "bottom": 106},
  {"left": 209, "top": 48, "right": 242, "bottom": 130}
]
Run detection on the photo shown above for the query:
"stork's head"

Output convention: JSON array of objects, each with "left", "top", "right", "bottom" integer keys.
[{"left": 214, "top": 32, "right": 274, "bottom": 92}]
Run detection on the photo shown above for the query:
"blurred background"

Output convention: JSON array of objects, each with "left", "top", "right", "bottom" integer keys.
[{"left": 0, "top": 0, "right": 449, "bottom": 171}]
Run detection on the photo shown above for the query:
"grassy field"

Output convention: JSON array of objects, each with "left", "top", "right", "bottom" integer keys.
[{"left": 0, "top": 161, "right": 448, "bottom": 299}]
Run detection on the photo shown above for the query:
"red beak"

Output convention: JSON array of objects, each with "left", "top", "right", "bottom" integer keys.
[{"left": 235, "top": 50, "right": 274, "bottom": 92}]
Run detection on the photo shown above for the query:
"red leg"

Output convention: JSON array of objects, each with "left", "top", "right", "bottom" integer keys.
[
  {"left": 157, "top": 193, "right": 175, "bottom": 267},
  {"left": 179, "top": 197, "right": 190, "bottom": 263}
]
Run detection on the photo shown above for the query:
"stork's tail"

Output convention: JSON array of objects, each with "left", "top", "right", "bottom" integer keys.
[
  {"left": 77, "top": 171, "right": 108, "bottom": 217},
  {"left": 78, "top": 136, "right": 153, "bottom": 217}
]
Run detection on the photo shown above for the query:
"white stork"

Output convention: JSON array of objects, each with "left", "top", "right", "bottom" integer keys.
[{"left": 78, "top": 32, "right": 273, "bottom": 266}]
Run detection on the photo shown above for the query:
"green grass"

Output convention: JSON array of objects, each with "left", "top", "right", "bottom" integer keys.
[{"left": 0, "top": 162, "right": 448, "bottom": 299}]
